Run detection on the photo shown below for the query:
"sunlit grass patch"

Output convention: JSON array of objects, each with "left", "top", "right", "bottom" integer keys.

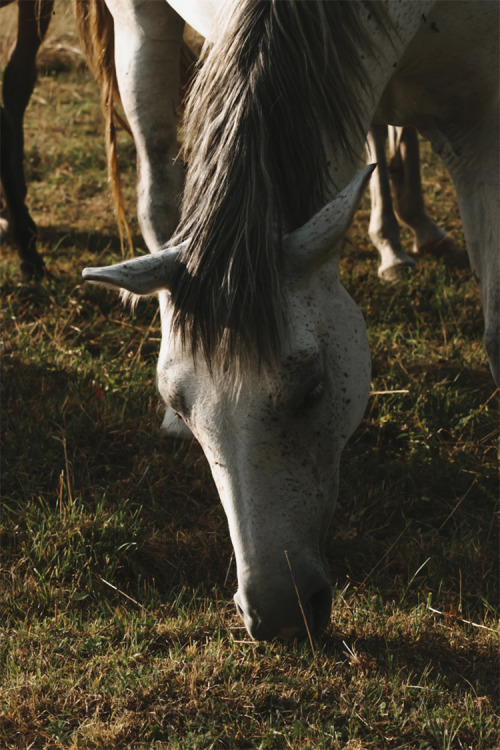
[{"left": 0, "top": 10, "right": 498, "bottom": 749}]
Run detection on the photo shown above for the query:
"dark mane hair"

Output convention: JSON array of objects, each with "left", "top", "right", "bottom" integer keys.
[{"left": 171, "top": 0, "right": 386, "bottom": 372}]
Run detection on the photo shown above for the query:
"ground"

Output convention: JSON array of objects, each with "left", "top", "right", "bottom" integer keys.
[{"left": 0, "top": 4, "right": 498, "bottom": 749}]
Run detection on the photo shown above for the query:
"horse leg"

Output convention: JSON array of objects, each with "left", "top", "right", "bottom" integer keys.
[
  {"left": 366, "top": 124, "right": 415, "bottom": 281},
  {"left": 1, "top": 0, "right": 54, "bottom": 278},
  {"left": 388, "top": 126, "right": 454, "bottom": 255},
  {"left": 424, "top": 112, "right": 499, "bottom": 384},
  {"left": 105, "top": 0, "right": 185, "bottom": 252},
  {"left": 0, "top": 103, "right": 42, "bottom": 277}
]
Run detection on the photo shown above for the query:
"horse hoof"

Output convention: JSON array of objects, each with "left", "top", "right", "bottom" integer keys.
[
  {"left": 378, "top": 261, "right": 414, "bottom": 282},
  {"left": 20, "top": 259, "right": 46, "bottom": 281},
  {"left": 413, "top": 235, "right": 457, "bottom": 256}
]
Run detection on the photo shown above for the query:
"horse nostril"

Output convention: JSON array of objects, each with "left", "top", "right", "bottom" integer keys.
[
  {"left": 234, "top": 577, "right": 332, "bottom": 641},
  {"left": 277, "top": 582, "right": 332, "bottom": 641}
]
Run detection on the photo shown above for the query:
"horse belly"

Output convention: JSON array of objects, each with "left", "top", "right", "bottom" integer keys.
[{"left": 376, "top": 0, "right": 499, "bottom": 128}]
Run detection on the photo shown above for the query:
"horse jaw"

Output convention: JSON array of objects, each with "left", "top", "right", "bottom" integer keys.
[{"left": 154, "top": 248, "right": 371, "bottom": 640}]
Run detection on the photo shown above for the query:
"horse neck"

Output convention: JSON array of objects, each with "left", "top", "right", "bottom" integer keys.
[
  {"left": 171, "top": 0, "right": 438, "bottom": 375},
  {"left": 325, "top": 0, "right": 437, "bottom": 195}
]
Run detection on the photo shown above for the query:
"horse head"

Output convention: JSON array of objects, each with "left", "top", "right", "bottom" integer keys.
[{"left": 83, "top": 166, "right": 373, "bottom": 640}]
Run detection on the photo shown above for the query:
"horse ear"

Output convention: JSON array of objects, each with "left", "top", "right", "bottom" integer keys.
[
  {"left": 82, "top": 242, "right": 188, "bottom": 295},
  {"left": 284, "top": 164, "right": 375, "bottom": 278}
]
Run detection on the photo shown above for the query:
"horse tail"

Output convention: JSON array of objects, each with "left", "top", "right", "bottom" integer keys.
[{"left": 71, "top": 0, "right": 133, "bottom": 255}]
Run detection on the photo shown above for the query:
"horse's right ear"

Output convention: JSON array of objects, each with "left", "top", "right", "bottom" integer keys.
[
  {"left": 284, "top": 164, "right": 375, "bottom": 279},
  {"left": 82, "top": 241, "right": 188, "bottom": 295}
]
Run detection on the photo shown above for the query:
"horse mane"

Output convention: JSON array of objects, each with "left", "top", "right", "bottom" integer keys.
[{"left": 171, "top": 0, "right": 387, "bottom": 373}]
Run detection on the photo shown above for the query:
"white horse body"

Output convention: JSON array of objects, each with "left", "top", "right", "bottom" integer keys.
[
  {"left": 167, "top": 0, "right": 220, "bottom": 40},
  {"left": 84, "top": 0, "right": 499, "bottom": 640},
  {"left": 387, "top": 2, "right": 499, "bottom": 380}
]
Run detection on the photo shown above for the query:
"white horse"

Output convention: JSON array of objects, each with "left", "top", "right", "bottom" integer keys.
[{"left": 83, "top": 0, "right": 499, "bottom": 640}]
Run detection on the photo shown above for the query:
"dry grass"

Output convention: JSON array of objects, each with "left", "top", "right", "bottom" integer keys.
[
  {"left": 0, "top": 5, "right": 498, "bottom": 749},
  {"left": 0, "top": 1, "right": 82, "bottom": 69}
]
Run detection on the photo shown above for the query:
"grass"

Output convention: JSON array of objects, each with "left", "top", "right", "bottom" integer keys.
[{"left": 1, "top": 6, "right": 498, "bottom": 749}]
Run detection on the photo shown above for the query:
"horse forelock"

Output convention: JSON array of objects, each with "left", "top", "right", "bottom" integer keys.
[{"left": 170, "top": 0, "right": 386, "bottom": 377}]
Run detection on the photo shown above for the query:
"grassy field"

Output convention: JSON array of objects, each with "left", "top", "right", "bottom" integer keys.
[{"left": 1, "top": 4, "right": 498, "bottom": 749}]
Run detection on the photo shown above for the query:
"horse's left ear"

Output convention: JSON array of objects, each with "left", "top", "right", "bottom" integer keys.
[
  {"left": 82, "top": 241, "right": 188, "bottom": 295},
  {"left": 284, "top": 164, "right": 375, "bottom": 278}
]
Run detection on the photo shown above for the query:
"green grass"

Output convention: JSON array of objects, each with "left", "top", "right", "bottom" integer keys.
[{"left": 0, "top": 8, "right": 498, "bottom": 749}]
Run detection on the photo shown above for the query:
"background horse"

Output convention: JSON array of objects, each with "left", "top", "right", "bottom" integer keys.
[
  {"left": 0, "top": 0, "right": 200, "bottom": 277},
  {"left": 366, "top": 124, "right": 455, "bottom": 280},
  {"left": 0, "top": 0, "right": 54, "bottom": 278}
]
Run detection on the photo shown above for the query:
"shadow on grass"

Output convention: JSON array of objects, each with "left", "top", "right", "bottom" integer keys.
[
  {"left": 1, "top": 353, "right": 226, "bottom": 591},
  {"left": 0, "top": 225, "right": 147, "bottom": 284},
  {"left": 1, "top": 354, "right": 191, "bottom": 503},
  {"left": 322, "top": 624, "right": 498, "bottom": 701},
  {"left": 38, "top": 225, "right": 147, "bottom": 256}
]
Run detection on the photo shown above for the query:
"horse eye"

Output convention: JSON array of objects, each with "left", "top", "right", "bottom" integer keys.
[
  {"left": 167, "top": 389, "right": 189, "bottom": 420},
  {"left": 300, "top": 378, "right": 326, "bottom": 410}
]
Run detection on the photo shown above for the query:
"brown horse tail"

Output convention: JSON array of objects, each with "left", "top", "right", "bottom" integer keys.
[{"left": 71, "top": 0, "right": 133, "bottom": 255}]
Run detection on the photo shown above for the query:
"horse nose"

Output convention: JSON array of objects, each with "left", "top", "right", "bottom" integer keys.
[{"left": 234, "top": 577, "right": 332, "bottom": 641}]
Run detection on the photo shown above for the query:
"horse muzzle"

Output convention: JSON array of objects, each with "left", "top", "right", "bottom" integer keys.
[{"left": 233, "top": 568, "right": 332, "bottom": 641}]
